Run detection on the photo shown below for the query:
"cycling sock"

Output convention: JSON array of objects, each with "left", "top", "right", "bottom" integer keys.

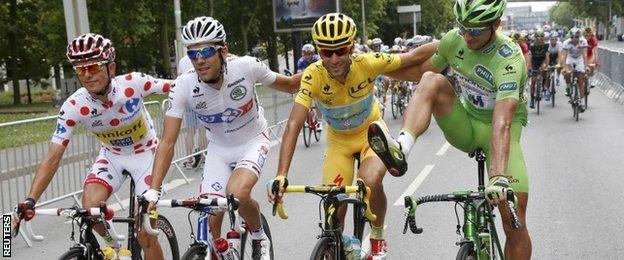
[
  {"left": 250, "top": 226, "right": 267, "bottom": 240},
  {"left": 397, "top": 129, "right": 416, "bottom": 155},
  {"left": 370, "top": 225, "right": 385, "bottom": 240}
]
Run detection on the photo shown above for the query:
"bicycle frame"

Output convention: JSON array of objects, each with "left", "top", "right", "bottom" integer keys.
[{"left": 403, "top": 150, "right": 521, "bottom": 260}]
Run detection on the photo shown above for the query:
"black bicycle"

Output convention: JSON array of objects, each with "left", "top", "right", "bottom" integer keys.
[
  {"left": 272, "top": 177, "right": 376, "bottom": 260},
  {"left": 19, "top": 178, "right": 179, "bottom": 260},
  {"left": 403, "top": 149, "right": 522, "bottom": 260},
  {"left": 140, "top": 194, "right": 274, "bottom": 260},
  {"left": 568, "top": 67, "right": 584, "bottom": 122}
]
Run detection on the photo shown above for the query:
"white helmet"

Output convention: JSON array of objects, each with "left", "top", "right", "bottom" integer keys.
[
  {"left": 394, "top": 37, "right": 403, "bottom": 46},
  {"left": 181, "top": 16, "right": 226, "bottom": 46},
  {"left": 302, "top": 43, "right": 315, "bottom": 52},
  {"left": 372, "top": 38, "right": 383, "bottom": 46}
]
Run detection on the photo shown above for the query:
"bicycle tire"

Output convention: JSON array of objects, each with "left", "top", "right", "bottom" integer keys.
[
  {"left": 312, "top": 111, "right": 321, "bottom": 142},
  {"left": 310, "top": 236, "right": 339, "bottom": 260},
  {"left": 573, "top": 84, "right": 579, "bottom": 122},
  {"left": 303, "top": 119, "right": 311, "bottom": 148},
  {"left": 551, "top": 74, "right": 556, "bottom": 107},
  {"left": 391, "top": 91, "right": 398, "bottom": 119},
  {"left": 456, "top": 242, "right": 477, "bottom": 260},
  {"left": 240, "top": 213, "right": 275, "bottom": 260},
  {"left": 59, "top": 247, "right": 89, "bottom": 260},
  {"left": 131, "top": 215, "right": 180, "bottom": 260},
  {"left": 181, "top": 244, "right": 210, "bottom": 260},
  {"left": 536, "top": 80, "right": 541, "bottom": 115}
]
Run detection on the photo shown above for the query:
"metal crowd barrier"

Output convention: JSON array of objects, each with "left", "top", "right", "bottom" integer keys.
[
  {"left": 595, "top": 45, "right": 624, "bottom": 104},
  {"left": 0, "top": 87, "right": 293, "bottom": 246}
]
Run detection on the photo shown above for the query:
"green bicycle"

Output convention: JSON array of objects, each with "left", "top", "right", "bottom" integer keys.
[{"left": 403, "top": 149, "right": 522, "bottom": 260}]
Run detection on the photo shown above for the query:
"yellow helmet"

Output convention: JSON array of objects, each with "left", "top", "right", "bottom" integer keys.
[{"left": 312, "top": 13, "right": 357, "bottom": 49}]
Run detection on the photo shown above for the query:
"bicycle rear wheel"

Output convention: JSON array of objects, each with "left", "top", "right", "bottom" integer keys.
[
  {"left": 456, "top": 242, "right": 477, "bottom": 260},
  {"left": 310, "top": 237, "right": 340, "bottom": 260},
  {"left": 312, "top": 112, "right": 321, "bottom": 142},
  {"left": 302, "top": 119, "right": 311, "bottom": 148},
  {"left": 240, "top": 213, "right": 274, "bottom": 260}
]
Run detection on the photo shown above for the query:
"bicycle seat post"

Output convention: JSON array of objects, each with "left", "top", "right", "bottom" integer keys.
[{"left": 474, "top": 149, "right": 486, "bottom": 192}]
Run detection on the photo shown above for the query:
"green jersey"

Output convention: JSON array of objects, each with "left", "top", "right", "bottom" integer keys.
[{"left": 431, "top": 29, "right": 528, "bottom": 125}]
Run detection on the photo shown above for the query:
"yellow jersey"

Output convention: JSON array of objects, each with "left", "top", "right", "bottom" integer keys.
[{"left": 295, "top": 52, "right": 402, "bottom": 135}]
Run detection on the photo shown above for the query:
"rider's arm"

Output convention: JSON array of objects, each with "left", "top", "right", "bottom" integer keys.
[
  {"left": 270, "top": 73, "right": 302, "bottom": 94},
  {"left": 248, "top": 56, "right": 301, "bottom": 94},
  {"left": 149, "top": 115, "right": 183, "bottom": 190},
  {"left": 559, "top": 50, "right": 568, "bottom": 68},
  {"left": 27, "top": 143, "right": 66, "bottom": 201},
  {"left": 276, "top": 103, "right": 308, "bottom": 178},
  {"left": 489, "top": 98, "right": 518, "bottom": 178},
  {"left": 150, "top": 78, "right": 187, "bottom": 190},
  {"left": 383, "top": 42, "right": 442, "bottom": 81}
]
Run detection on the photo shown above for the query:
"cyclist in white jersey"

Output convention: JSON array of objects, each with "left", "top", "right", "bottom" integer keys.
[
  {"left": 13, "top": 33, "right": 170, "bottom": 259},
  {"left": 144, "top": 17, "right": 301, "bottom": 259},
  {"left": 560, "top": 27, "right": 589, "bottom": 109}
]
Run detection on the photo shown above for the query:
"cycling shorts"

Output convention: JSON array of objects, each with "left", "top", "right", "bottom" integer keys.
[
  {"left": 321, "top": 122, "right": 384, "bottom": 186},
  {"left": 566, "top": 56, "right": 585, "bottom": 73},
  {"left": 84, "top": 148, "right": 155, "bottom": 196},
  {"left": 199, "top": 132, "right": 271, "bottom": 197},
  {"left": 435, "top": 100, "right": 529, "bottom": 192}
]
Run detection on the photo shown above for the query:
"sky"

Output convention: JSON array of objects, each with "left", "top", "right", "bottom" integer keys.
[{"left": 507, "top": 1, "right": 557, "bottom": 12}]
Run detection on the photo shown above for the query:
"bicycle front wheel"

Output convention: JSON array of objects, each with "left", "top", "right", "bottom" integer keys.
[
  {"left": 302, "top": 119, "right": 311, "bottom": 148},
  {"left": 240, "top": 213, "right": 274, "bottom": 260},
  {"left": 181, "top": 244, "right": 210, "bottom": 260},
  {"left": 59, "top": 247, "right": 88, "bottom": 260},
  {"left": 391, "top": 91, "right": 398, "bottom": 119},
  {"left": 310, "top": 237, "right": 340, "bottom": 260},
  {"left": 134, "top": 215, "right": 180, "bottom": 260},
  {"left": 456, "top": 242, "right": 477, "bottom": 260}
]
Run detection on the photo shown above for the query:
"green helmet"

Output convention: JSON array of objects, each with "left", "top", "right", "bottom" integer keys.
[{"left": 454, "top": 0, "right": 507, "bottom": 25}]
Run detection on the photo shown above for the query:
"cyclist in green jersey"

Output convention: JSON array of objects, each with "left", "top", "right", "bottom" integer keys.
[{"left": 367, "top": 0, "right": 532, "bottom": 259}]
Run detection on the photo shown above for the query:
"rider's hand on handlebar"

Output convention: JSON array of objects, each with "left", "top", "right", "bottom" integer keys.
[
  {"left": 485, "top": 175, "right": 512, "bottom": 207},
  {"left": 140, "top": 188, "right": 161, "bottom": 211},
  {"left": 266, "top": 175, "right": 288, "bottom": 204},
  {"left": 14, "top": 198, "right": 36, "bottom": 222}
]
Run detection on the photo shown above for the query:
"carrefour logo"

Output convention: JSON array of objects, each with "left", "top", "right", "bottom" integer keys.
[{"left": 474, "top": 65, "right": 493, "bottom": 85}]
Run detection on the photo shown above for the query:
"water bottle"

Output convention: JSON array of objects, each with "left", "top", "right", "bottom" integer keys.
[
  {"left": 342, "top": 234, "right": 354, "bottom": 260},
  {"left": 118, "top": 248, "right": 132, "bottom": 260},
  {"left": 226, "top": 230, "right": 241, "bottom": 258},
  {"left": 351, "top": 237, "right": 362, "bottom": 260},
  {"left": 102, "top": 247, "right": 117, "bottom": 260},
  {"left": 214, "top": 237, "right": 230, "bottom": 254}
]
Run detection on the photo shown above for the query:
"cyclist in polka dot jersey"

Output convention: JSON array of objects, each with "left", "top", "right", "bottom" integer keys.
[{"left": 13, "top": 33, "right": 170, "bottom": 259}]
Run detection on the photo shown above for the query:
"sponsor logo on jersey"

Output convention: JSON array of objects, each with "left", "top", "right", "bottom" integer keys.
[
  {"left": 55, "top": 123, "right": 67, "bottom": 134},
  {"left": 211, "top": 182, "right": 223, "bottom": 191},
  {"left": 498, "top": 44, "right": 513, "bottom": 58},
  {"left": 499, "top": 82, "right": 518, "bottom": 91},
  {"left": 230, "top": 85, "right": 247, "bottom": 100},
  {"left": 192, "top": 85, "right": 204, "bottom": 98},
  {"left": 119, "top": 98, "right": 141, "bottom": 114},
  {"left": 322, "top": 84, "right": 333, "bottom": 95},
  {"left": 195, "top": 101, "right": 207, "bottom": 110},
  {"left": 348, "top": 79, "right": 369, "bottom": 99},
  {"left": 226, "top": 78, "right": 245, "bottom": 88},
  {"left": 196, "top": 98, "right": 254, "bottom": 124},
  {"left": 92, "top": 120, "right": 103, "bottom": 128},
  {"left": 455, "top": 49, "right": 465, "bottom": 60},
  {"left": 503, "top": 64, "right": 517, "bottom": 75},
  {"left": 299, "top": 88, "right": 312, "bottom": 99},
  {"left": 94, "top": 116, "right": 148, "bottom": 147},
  {"left": 90, "top": 108, "right": 102, "bottom": 118},
  {"left": 483, "top": 44, "right": 496, "bottom": 54},
  {"left": 474, "top": 65, "right": 494, "bottom": 85}
]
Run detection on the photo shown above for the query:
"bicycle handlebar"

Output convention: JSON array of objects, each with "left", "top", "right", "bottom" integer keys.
[
  {"left": 23, "top": 204, "right": 124, "bottom": 242},
  {"left": 271, "top": 179, "right": 377, "bottom": 222},
  {"left": 139, "top": 194, "right": 240, "bottom": 236},
  {"left": 403, "top": 190, "right": 522, "bottom": 235}
]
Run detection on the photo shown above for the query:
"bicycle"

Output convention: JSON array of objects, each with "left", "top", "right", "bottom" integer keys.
[
  {"left": 302, "top": 105, "right": 322, "bottom": 148},
  {"left": 403, "top": 149, "right": 522, "bottom": 260},
  {"left": 390, "top": 80, "right": 407, "bottom": 119},
  {"left": 546, "top": 65, "right": 559, "bottom": 107},
  {"left": 272, "top": 178, "right": 376, "bottom": 260},
  {"left": 141, "top": 194, "right": 274, "bottom": 260},
  {"left": 19, "top": 178, "right": 179, "bottom": 260},
  {"left": 374, "top": 80, "right": 386, "bottom": 119},
  {"left": 530, "top": 69, "right": 545, "bottom": 115},
  {"left": 568, "top": 66, "right": 584, "bottom": 122}
]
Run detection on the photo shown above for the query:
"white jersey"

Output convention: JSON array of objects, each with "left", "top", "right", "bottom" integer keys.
[
  {"left": 562, "top": 38, "right": 588, "bottom": 59},
  {"left": 53, "top": 73, "right": 172, "bottom": 154},
  {"left": 548, "top": 41, "right": 562, "bottom": 54},
  {"left": 167, "top": 55, "right": 278, "bottom": 145}
]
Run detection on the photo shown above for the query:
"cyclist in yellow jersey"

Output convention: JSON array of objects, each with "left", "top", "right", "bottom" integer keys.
[{"left": 267, "top": 13, "right": 436, "bottom": 259}]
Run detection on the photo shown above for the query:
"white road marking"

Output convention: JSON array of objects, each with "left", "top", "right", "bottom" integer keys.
[
  {"left": 393, "top": 165, "right": 435, "bottom": 206},
  {"left": 436, "top": 141, "right": 451, "bottom": 156}
]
